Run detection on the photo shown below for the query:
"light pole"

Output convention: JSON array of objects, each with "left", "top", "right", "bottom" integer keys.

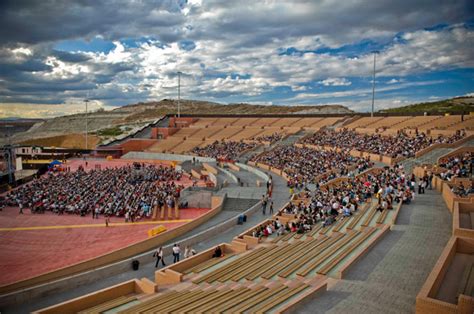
[
  {"left": 84, "top": 97, "right": 89, "bottom": 150},
  {"left": 177, "top": 71, "right": 182, "bottom": 118},
  {"left": 371, "top": 51, "right": 378, "bottom": 118},
  {"left": 3, "top": 125, "right": 14, "bottom": 184}
]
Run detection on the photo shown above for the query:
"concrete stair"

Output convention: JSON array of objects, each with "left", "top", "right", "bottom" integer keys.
[{"left": 402, "top": 137, "right": 474, "bottom": 174}]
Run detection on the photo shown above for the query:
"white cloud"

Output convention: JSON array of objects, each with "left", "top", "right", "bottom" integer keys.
[
  {"left": 0, "top": 1, "right": 473, "bottom": 114},
  {"left": 318, "top": 78, "right": 352, "bottom": 86},
  {"left": 386, "top": 78, "right": 400, "bottom": 84},
  {"left": 291, "top": 80, "right": 445, "bottom": 101}
]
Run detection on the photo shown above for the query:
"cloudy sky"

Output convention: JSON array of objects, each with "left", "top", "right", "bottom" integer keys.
[{"left": 0, "top": 0, "right": 473, "bottom": 118}]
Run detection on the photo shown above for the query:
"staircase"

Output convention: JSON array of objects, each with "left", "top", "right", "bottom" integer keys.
[
  {"left": 330, "top": 116, "right": 358, "bottom": 129},
  {"left": 220, "top": 197, "right": 259, "bottom": 212},
  {"left": 401, "top": 137, "right": 474, "bottom": 174},
  {"left": 237, "top": 130, "right": 312, "bottom": 163},
  {"left": 280, "top": 129, "right": 313, "bottom": 146}
]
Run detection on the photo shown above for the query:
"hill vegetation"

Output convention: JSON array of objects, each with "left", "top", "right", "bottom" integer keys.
[
  {"left": 118, "top": 99, "right": 353, "bottom": 122},
  {"left": 379, "top": 96, "right": 474, "bottom": 114}
]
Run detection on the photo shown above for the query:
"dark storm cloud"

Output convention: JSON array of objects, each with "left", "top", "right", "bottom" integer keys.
[
  {"left": 0, "top": 43, "right": 135, "bottom": 104},
  {"left": 51, "top": 50, "right": 91, "bottom": 63},
  {"left": 0, "top": 0, "right": 186, "bottom": 45},
  {"left": 0, "top": 0, "right": 473, "bottom": 108},
  {"left": 0, "top": 59, "right": 52, "bottom": 75},
  {"left": 193, "top": 0, "right": 474, "bottom": 46}
]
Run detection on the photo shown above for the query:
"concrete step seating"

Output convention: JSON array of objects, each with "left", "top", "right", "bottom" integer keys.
[
  {"left": 78, "top": 295, "right": 137, "bottom": 314},
  {"left": 278, "top": 233, "right": 345, "bottom": 278},
  {"left": 192, "top": 247, "right": 268, "bottom": 284},
  {"left": 197, "top": 286, "right": 266, "bottom": 313},
  {"left": 118, "top": 289, "right": 186, "bottom": 313},
  {"left": 346, "top": 201, "right": 372, "bottom": 230},
  {"left": 222, "top": 284, "right": 288, "bottom": 313},
  {"left": 361, "top": 208, "right": 378, "bottom": 227},
  {"left": 309, "top": 223, "right": 324, "bottom": 236},
  {"left": 260, "top": 236, "right": 331, "bottom": 280},
  {"left": 192, "top": 287, "right": 253, "bottom": 313},
  {"left": 175, "top": 288, "right": 235, "bottom": 313},
  {"left": 317, "top": 227, "right": 378, "bottom": 276},
  {"left": 250, "top": 283, "right": 310, "bottom": 313},
  {"left": 240, "top": 241, "right": 309, "bottom": 281},
  {"left": 332, "top": 214, "right": 354, "bottom": 233},
  {"left": 216, "top": 244, "right": 289, "bottom": 282},
  {"left": 271, "top": 231, "right": 295, "bottom": 243},
  {"left": 296, "top": 231, "right": 361, "bottom": 277},
  {"left": 375, "top": 208, "right": 390, "bottom": 225},
  {"left": 319, "top": 213, "right": 355, "bottom": 235},
  {"left": 184, "top": 253, "right": 235, "bottom": 275}
]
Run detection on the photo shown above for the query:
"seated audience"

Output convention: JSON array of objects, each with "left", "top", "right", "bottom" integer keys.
[
  {"left": 4, "top": 164, "right": 184, "bottom": 219},
  {"left": 300, "top": 128, "right": 466, "bottom": 158}
]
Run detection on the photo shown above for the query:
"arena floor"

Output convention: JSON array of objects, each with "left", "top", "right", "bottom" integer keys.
[
  {"left": 0, "top": 158, "right": 210, "bottom": 286},
  {"left": 0, "top": 206, "right": 211, "bottom": 286}
]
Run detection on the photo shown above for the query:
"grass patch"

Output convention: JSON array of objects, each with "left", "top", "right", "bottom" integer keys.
[
  {"left": 97, "top": 126, "right": 124, "bottom": 137},
  {"left": 380, "top": 97, "right": 474, "bottom": 114}
]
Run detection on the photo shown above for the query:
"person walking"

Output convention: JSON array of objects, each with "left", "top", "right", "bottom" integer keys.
[
  {"left": 269, "top": 200, "right": 274, "bottom": 214},
  {"left": 154, "top": 247, "right": 166, "bottom": 268},
  {"left": 261, "top": 195, "right": 267, "bottom": 215},
  {"left": 172, "top": 244, "right": 180, "bottom": 263}
]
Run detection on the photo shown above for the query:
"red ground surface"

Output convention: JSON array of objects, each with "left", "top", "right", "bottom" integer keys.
[
  {"left": 0, "top": 158, "right": 210, "bottom": 286},
  {"left": 0, "top": 207, "right": 210, "bottom": 286}
]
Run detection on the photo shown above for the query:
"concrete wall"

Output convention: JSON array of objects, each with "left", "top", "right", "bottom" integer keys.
[
  {"left": 185, "top": 191, "right": 212, "bottom": 208},
  {"left": 416, "top": 236, "right": 474, "bottom": 314},
  {"left": 118, "top": 139, "right": 157, "bottom": 153},
  {"left": 415, "top": 135, "right": 474, "bottom": 158},
  {"left": 236, "top": 162, "right": 270, "bottom": 182},
  {"left": 154, "top": 242, "right": 246, "bottom": 284},
  {"left": 436, "top": 146, "right": 474, "bottom": 164},
  {"left": 33, "top": 278, "right": 157, "bottom": 314},
  {"left": 454, "top": 202, "right": 474, "bottom": 239},
  {"left": 217, "top": 166, "right": 238, "bottom": 184},
  {"left": 121, "top": 151, "right": 215, "bottom": 163}
]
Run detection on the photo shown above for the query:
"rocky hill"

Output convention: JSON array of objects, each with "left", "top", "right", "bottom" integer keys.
[{"left": 4, "top": 99, "right": 353, "bottom": 147}]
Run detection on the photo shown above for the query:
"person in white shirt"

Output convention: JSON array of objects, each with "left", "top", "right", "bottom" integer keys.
[
  {"left": 172, "top": 244, "right": 180, "bottom": 263},
  {"left": 154, "top": 247, "right": 165, "bottom": 268}
]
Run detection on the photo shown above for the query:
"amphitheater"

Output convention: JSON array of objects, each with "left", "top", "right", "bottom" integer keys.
[{"left": 0, "top": 113, "right": 473, "bottom": 314}]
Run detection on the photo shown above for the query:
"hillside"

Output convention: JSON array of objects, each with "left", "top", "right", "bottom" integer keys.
[
  {"left": 117, "top": 99, "right": 352, "bottom": 122},
  {"left": 4, "top": 100, "right": 352, "bottom": 147},
  {"left": 379, "top": 96, "right": 474, "bottom": 113}
]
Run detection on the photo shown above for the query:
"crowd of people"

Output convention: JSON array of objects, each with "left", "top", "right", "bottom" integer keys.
[
  {"left": 191, "top": 140, "right": 257, "bottom": 161},
  {"left": 252, "top": 165, "right": 415, "bottom": 239},
  {"left": 251, "top": 145, "right": 373, "bottom": 188},
  {"left": 2, "top": 163, "right": 185, "bottom": 220},
  {"left": 300, "top": 129, "right": 466, "bottom": 158},
  {"left": 437, "top": 152, "right": 473, "bottom": 181},
  {"left": 251, "top": 132, "right": 283, "bottom": 144},
  {"left": 451, "top": 181, "right": 474, "bottom": 197}
]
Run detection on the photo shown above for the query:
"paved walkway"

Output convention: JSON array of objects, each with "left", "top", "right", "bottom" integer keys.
[
  {"left": 0, "top": 206, "right": 210, "bottom": 287},
  {"left": 4, "top": 166, "right": 289, "bottom": 313},
  {"left": 291, "top": 188, "right": 452, "bottom": 313}
]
